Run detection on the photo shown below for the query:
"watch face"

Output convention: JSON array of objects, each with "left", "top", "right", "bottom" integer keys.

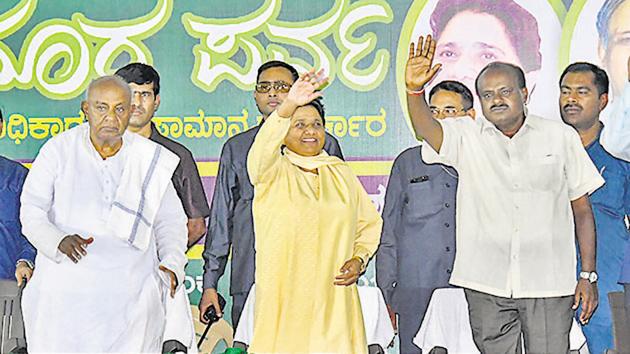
[{"left": 589, "top": 272, "right": 598, "bottom": 283}]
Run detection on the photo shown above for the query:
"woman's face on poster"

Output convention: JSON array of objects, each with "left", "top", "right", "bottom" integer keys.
[
  {"left": 599, "top": 0, "right": 630, "bottom": 98},
  {"left": 433, "top": 11, "right": 524, "bottom": 93}
]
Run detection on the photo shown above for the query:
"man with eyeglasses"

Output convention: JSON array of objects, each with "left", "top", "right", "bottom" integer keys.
[
  {"left": 199, "top": 60, "right": 344, "bottom": 329},
  {"left": 376, "top": 80, "right": 474, "bottom": 354}
]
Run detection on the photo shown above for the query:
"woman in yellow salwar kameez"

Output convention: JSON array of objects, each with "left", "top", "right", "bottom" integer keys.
[{"left": 246, "top": 70, "right": 382, "bottom": 354}]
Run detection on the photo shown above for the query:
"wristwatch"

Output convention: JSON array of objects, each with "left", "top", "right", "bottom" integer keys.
[
  {"left": 16, "top": 259, "right": 34, "bottom": 269},
  {"left": 579, "top": 271, "right": 598, "bottom": 283}
]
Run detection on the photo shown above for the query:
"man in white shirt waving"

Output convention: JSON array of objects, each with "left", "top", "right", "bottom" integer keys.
[
  {"left": 19, "top": 76, "right": 188, "bottom": 352},
  {"left": 404, "top": 35, "right": 604, "bottom": 353}
]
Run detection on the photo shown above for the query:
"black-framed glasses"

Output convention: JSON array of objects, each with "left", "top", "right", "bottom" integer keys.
[
  {"left": 429, "top": 107, "right": 465, "bottom": 116},
  {"left": 255, "top": 81, "right": 292, "bottom": 93}
]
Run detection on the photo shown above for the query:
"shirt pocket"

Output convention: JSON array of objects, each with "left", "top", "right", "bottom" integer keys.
[
  {"left": 403, "top": 179, "right": 443, "bottom": 220},
  {"left": 526, "top": 155, "right": 562, "bottom": 192}
]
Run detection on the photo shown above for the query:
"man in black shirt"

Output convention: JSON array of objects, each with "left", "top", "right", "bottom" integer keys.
[
  {"left": 116, "top": 63, "right": 210, "bottom": 247},
  {"left": 116, "top": 63, "right": 207, "bottom": 353}
]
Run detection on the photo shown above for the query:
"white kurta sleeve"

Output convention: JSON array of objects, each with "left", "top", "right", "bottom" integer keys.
[
  {"left": 154, "top": 181, "right": 188, "bottom": 288},
  {"left": 20, "top": 141, "right": 66, "bottom": 262},
  {"left": 563, "top": 126, "right": 605, "bottom": 200},
  {"left": 421, "top": 116, "right": 471, "bottom": 168}
]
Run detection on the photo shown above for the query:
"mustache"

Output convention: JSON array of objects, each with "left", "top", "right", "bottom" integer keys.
[
  {"left": 562, "top": 104, "right": 582, "bottom": 111},
  {"left": 490, "top": 104, "right": 509, "bottom": 110}
]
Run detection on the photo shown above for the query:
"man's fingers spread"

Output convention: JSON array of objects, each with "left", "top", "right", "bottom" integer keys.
[
  {"left": 72, "top": 249, "right": 82, "bottom": 261},
  {"left": 417, "top": 36, "right": 424, "bottom": 56},
  {"left": 428, "top": 37, "right": 436, "bottom": 57}
]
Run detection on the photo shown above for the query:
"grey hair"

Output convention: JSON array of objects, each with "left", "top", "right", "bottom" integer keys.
[{"left": 84, "top": 75, "right": 132, "bottom": 100}]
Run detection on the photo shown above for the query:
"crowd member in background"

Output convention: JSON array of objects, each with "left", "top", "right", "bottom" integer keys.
[
  {"left": 115, "top": 63, "right": 209, "bottom": 248},
  {"left": 246, "top": 69, "right": 381, "bottom": 353},
  {"left": 0, "top": 109, "right": 36, "bottom": 284},
  {"left": 405, "top": 35, "right": 603, "bottom": 353},
  {"left": 376, "top": 80, "right": 474, "bottom": 354},
  {"left": 559, "top": 62, "right": 630, "bottom": 354},
  {"left": 116, "top": 63, "right": 203, "bottom": 353},
  {"left": 199, "top": 60, "right": 344, "bottom": 328},
  {"left": 19, "top": 76, "right": 187, "bottom": 352}
]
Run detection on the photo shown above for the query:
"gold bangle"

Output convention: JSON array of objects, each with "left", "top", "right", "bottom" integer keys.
[{"left": 351, "top": 256, "right": 366, "bottom": 272}]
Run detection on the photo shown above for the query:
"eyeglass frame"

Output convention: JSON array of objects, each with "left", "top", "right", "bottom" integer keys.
[{"left": 255, "top": 80, "right": 292, "bottom": 93}]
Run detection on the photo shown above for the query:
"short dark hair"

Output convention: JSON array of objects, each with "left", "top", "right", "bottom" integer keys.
[
  {"left": 429, "top": 80, "right": 474, "bottom": 110},
  {"left": 257, "top": 60, "right": 299, "bottom": 83},
  {"left": 303, "top": 96, "right": 326, "bottom": 125},
  {"left": 115, "top": 63, "right": 160, "bottom": 95},
  {"left": 430, "top": 0, "right": 542, "bottom": 72},
  {"left": 597, "top": 0, "right": 626, "bottom": 49},
  {"left": 559, "top": 62, "right": 609, "bottom": 96},
  {"left": 475, "top": 62, "right": 527, "bottom": 96}
]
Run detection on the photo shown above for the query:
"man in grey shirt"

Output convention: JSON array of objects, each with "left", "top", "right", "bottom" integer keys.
[
  {"left": 376, "top": 80, "right": 474, "bottom": 354},
  {"left": 199, "top": 61, "right": 344, "bottom": 327}
]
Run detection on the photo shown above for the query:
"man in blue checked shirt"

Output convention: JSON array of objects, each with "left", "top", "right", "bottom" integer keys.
[
  {"left": 559, "top": 62, "right": 630, "bottom": 354},
  {"left": 0, "top": 109, "right": 36, "bottom": 286}
]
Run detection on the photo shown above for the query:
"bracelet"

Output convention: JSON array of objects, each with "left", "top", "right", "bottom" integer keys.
[
  {"left": 351, "top": 256, "right": 366, "bottom": 272},
  {"left": 406, "top": 88, "right": 425, "bottom": 96}
]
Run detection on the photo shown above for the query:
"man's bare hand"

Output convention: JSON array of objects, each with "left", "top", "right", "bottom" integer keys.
[
  {"left": 58, "top": 235, "right": 93, "bottom": 263},
  {"left": 199, "top": 288, "right": 223, "bottom": 324},
  {"left": 159, "top": 265, "right": 178, "bottom": 298},
  {"left": 334, "top": 258, "right": 363, "bottom": 286},
  {"left": 573, "top": 279, "right": 598, "bottom": 324},
  {"left": 15, "top": 261, "right": 33, "bottom": 287},
  {"left": 406, "top": 35, "right": 442, "bottom": 91}
]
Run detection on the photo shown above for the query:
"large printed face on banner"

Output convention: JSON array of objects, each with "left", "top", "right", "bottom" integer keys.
[
  {"left": 397, "top": 0, "right": 564, "bottom": 128},
  {"left": 564, "top": 0, "right": 630, "bottom": 102},
  {"left": 601, "top": 1, "right": 630, "bottom": 98}
]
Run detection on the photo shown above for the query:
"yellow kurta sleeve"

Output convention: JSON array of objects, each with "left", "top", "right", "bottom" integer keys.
[
  {"left": 352, "top": 176, "right": 383, "bottom": 264},
  {"left": 246, "top": 111, "right": 291, "bottom": 185}
]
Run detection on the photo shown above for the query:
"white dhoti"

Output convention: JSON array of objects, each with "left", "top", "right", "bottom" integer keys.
[{"left": 22, "top": 229, "right": 168, "bottom": 352}]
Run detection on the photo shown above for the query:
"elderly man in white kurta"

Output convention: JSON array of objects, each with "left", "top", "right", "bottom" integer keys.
[{"left": 19, "top": 76, "right": 188, "bottom": 352}]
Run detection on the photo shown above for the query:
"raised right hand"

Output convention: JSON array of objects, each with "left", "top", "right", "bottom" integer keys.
[
  {"left": 58, "top": 234, "right": 93, "bottom": 263},
  {"left": 285, "top": 69, "right": 328, "bottom": 105},
  {"left": 405, "top": 35, "right": 442, "bottom": 91},
  {"left": 199, "top": 288, "right": 222, "bottom": 324}
]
